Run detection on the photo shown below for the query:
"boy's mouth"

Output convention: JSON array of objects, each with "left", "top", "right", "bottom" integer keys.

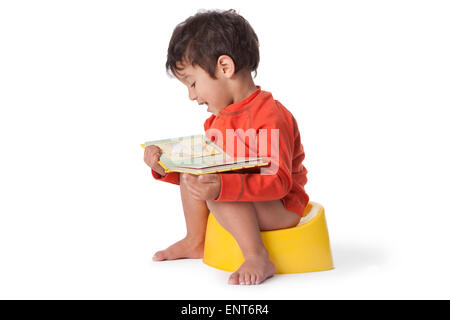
[{"left": 198, "top": 100, "right": 211, "bottom": 111}]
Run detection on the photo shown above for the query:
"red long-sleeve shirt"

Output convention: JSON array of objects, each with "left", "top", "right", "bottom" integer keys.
[{"left": 151, "top": 87, "right": 309, "bottom": 217}]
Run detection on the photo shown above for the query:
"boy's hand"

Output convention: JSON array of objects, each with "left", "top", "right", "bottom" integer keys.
[
  {"left": 144, "top": 145, "right": 166, "bottom": 177},
  {"left": 182, "top": 173, "right": 221, "bottom": 200}
]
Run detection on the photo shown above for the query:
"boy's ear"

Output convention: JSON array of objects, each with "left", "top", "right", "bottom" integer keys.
[{"left": 216, "top": 55, "right": 235, "bottom": 79}]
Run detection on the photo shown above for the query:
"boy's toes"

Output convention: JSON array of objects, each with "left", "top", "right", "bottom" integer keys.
[
  {"left": 238, "top": 273, "right": 246, "bottom": 285},
  {"left": 239, "top": 272, "right": 245, "bottom": 285},
  {"left": 250, "top": 273, "right": 257, "bottom": 285},
  {"left": 152, "top": 250, "right": 167, "bottom": 261},
  {"left": 228, "top": 272, "right": 240, "bottom": 285},
  {"left": 228, "top": 271, "right": 264, "bottom": 285},
  {"left": 243, "top": 272, "right": 251, "bottom": 285}
]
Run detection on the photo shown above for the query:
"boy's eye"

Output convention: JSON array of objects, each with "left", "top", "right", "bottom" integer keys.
[{"left": 190, "top": 82, "right": 196, "bottom": 88}]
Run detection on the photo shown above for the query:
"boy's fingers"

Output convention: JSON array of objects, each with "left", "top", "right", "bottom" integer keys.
[
  {"left": 185, "top": 183, "right": 198, "bottom": 196},
  {"left": 198, "top": 175, "right": 210, "bottom": 183},
  {"left": 190, "top": 187, "right": 204, "bottom": 200},
  {"left": 154, "top": 164, "right": 166, "bottom": 176},
  {"left": 199, "top": 174, "right": 218, "bottom": 183},
  {"left": 184, "top": 174, "right": 202, "bottom": 189},
  {"left": 145, "top": 145, "right": 162, "bottom": 154},
  {"left": 184, "top": 173, "right": 197, "bottom": 181},
  {"left": 181, "top": 173, "right": 192, "bottom": 184}
]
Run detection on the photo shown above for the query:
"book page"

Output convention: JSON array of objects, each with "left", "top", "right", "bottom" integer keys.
[
  {"left": 145, "top": 134, "right": 230, "bottom": 167},
  {"left": 157, "top": 139, "right": 220, "bottom": 162}
]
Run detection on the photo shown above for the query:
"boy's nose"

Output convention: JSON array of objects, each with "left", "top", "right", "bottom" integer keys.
[{"left": 188, "top": 88, "right": 197, "bottom": 101}]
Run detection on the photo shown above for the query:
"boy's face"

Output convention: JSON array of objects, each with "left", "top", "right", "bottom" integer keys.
[{"left": 175, "top": 62, "right": 233, "bottom": 116}]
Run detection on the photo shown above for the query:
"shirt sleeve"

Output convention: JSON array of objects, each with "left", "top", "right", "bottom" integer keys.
[
  {"left": 215, "top": 122, "right": 294, "bottom": 202},
  {"left": 151, "top": 169, "right": 180, "bottom": 185}
]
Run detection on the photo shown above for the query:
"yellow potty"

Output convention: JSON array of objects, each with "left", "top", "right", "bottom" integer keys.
[{"left": 203, "top": 202, "right": 334, "bottom": 274}]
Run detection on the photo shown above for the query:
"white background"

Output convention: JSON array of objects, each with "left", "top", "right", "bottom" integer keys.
[{"left": 1, "top": 0, "right": 449, "bottom": 299}]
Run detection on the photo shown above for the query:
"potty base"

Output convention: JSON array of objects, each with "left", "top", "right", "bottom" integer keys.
[{"left": 203, "top": 202, "right": 334, "bottom": 274}]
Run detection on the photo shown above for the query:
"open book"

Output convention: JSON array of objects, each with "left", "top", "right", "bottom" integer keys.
[{"left": 141, "top": 134, "right": 269, "bottom": 175}]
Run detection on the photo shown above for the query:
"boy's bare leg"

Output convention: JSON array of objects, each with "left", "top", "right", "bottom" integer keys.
[
  {"left": 152, "top": 173, "right": 210, "bottom": 261},
  {"left": 205, "top": 199, "right": 300, "bottom": 285},
  {"left": 253, "top": 200, "right": 301, "bottom": 231}
]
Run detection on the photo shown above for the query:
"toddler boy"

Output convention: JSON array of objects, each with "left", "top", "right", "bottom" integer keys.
[{"left": 144, "top": 9, "right": 308, "bottom": 285}]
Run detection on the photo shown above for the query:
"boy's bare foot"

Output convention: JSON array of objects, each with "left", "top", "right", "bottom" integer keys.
[
  {"left": 228, "top": 252, "right": 276, "bottom": 285},
  {"left": 152, "top": 237, "right": 204, "bottom": 261}
]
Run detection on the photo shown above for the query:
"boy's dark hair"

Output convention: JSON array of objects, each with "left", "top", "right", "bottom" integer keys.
[{"left": 166, "top": 9, "right": 259, "bottom": 79}]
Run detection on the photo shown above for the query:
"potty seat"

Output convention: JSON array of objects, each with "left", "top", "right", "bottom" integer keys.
[{"left": 203, "top": 202, "right": 334, "bottom": 274}]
